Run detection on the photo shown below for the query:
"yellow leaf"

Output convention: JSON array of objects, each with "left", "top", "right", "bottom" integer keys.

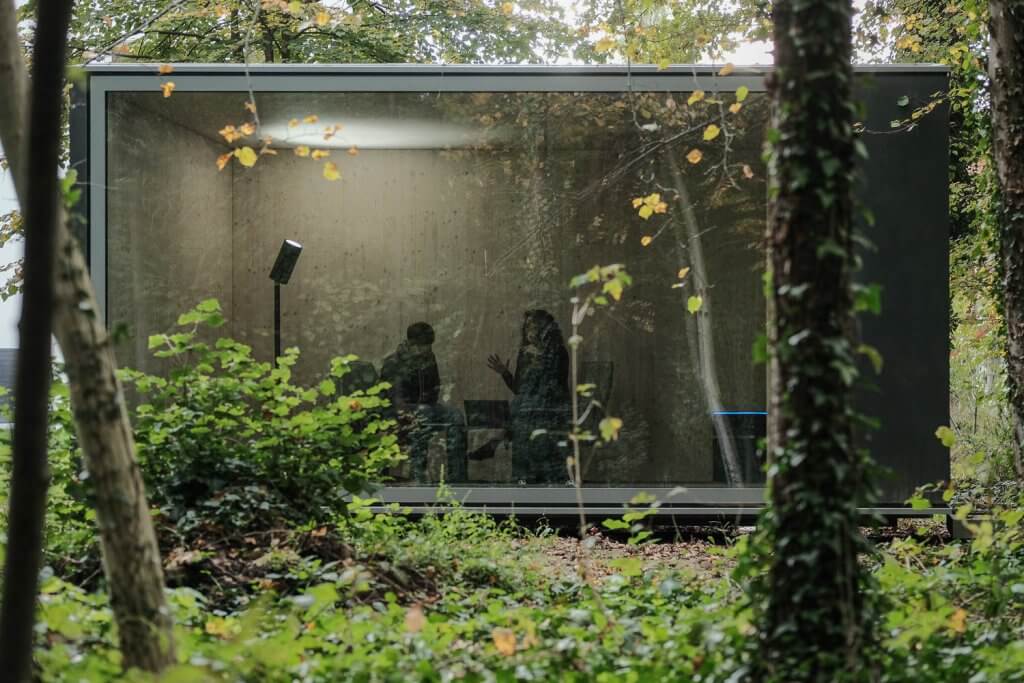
[
  {"left": 239, "top": 122, "right": 256, "bottom": 136},
  {"left": 160, "top": 81, "right": 176, "bottom": 98},
  {"left": 405, "top": 605, "right": 426, "bottom": 633},
  {"left": 703, "top": 124, "right": 721, "bottom": 141},
  {"left": 599, "top": 416, "right": 623, "bottom": 441},
  {"left": 638, "top": 205, "right": 654, "bottom": 219},
  {"left": 316, "top": 10, "right": 331, "bottom": 26},
  {"left": 729, "top": 102, "right": 742, "bottom": 114},
  {"left": 631, "top": 197, "right": 644, "bottom": 208},
  {"left": 158, "top": 64, "right": 174, "bottom": 75},
  {"left": 677, "top": 266, "right": 690, "bottom": 279},
  {"left": 718, "top": 62, "right": 735, "bottom": 76},
  {"left": 311, "top": 149, "right": 330, "bottom": 160},
  {"left": 294, "top": 145, "right": 310, "bottom": 157},
  {"left": 234, "top": 146, "right": 258, "bottom": 167},
  {"left": 204, "top": 617, "right": 235, "bottom": 638},
  {"left": 687, "top": 295, "right": 703, "bottom": 314},
  {"left": 742, "top": 164, "right": 754, "bottom": 179},
  {"left": 595, "top": 36, "right": 616, "bottom": 53},
  {"left": 347, "top": 146, "right": 360, "bottom": 156},
  {"left": 244, "top": 100, "right": 258, "bottom": 114},
  {"left": 288, "top": 0, "right": 302, "bottom": 14},
  {"left": 303, "top": 114, "right": 320, "bottom": 124},
  {"left": 501, "top": 1, "right": 514, "bottom": 14},
  {"left": 948, "top": 607, "right": 967, "bottom": 633},
  {"left": 640, "top": 235, "right": 653, "bottom": 246},
  {"left": 216, "top": 152, "right": 233, "bottom": 171},
  {"left": 288, "top": 118, "right": 300, "bottom": 128},
  {"left": 492, "top": 628, "right": 516, "bottom": 656},
  {"left": 323, "top": 162, "right": 341, "bottom": 181},
  {"left": 686, "top": 148, "right": 703, "bottom": 164},
  {"left": 687, "top": 90, "right": 705, "bottom": 106},
  {"left": 736, "top": 85, "right": 750, "bottom": 102}
]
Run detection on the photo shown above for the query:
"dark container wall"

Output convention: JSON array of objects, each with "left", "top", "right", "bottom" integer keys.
[{"left": 855, "top": 71, "right": 950, "bottom": 503}]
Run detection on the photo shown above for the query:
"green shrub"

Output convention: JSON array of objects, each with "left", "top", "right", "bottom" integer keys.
[{"left": 120, "top": 299, "right": 402, "bottom": 534}]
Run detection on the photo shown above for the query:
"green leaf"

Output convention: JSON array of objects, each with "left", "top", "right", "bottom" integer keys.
[
  {"left": 687, "top": 295, "right": 703, "bottom": 314},
  {"left": 935, "top": 425, "right": 956, "bottom": 448},
  {"left": 736, "top": 85, "right": 749, "bottom": 102},
  {"left": 897, "top": 95, "right": 910, "bottom": 107}
]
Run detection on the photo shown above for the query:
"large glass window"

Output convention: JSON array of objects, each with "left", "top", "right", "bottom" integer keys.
[{"left": 105, "top": 87, "right": 768, "bottom": 488}]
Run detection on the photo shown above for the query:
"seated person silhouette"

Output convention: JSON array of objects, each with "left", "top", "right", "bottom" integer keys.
[
  {"left": 381, "top": 322, "right": 467, "bottom": 483},
  {"left": 485, "top": 309, "right": 571, "bottom": 485}
]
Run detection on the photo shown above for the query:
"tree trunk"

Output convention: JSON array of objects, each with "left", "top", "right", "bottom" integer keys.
[
  {"left": 989, "top": 0, "right": 1024, "bottom": 480},
  {"left": 0, "top": 1, "right": 72, "bottom": 679},
  {"left": 756, "top": 0, "right": 873, "bottom": 678},
  {"left": 0, "top": 0, "right": 176, "bottom": 672}
]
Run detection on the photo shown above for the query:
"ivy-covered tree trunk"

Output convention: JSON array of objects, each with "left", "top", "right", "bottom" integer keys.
[
  {"left": 0, "top": 0, "right": 175, "bottom": 672},
  {"left": 989, "top": 0, "right": 1024, "bottom": 479},
  {"left": 756, "top": 0, "right": 875, "bottom": 678}
]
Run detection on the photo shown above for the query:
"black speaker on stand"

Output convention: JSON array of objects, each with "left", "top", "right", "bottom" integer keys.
[{"left": 269, "top": 239, "right": 303, "bottom": 367}]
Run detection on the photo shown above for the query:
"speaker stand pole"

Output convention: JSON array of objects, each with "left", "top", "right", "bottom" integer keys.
[{"left": 273, "top": 281, "right": 281, "bottom": 368}]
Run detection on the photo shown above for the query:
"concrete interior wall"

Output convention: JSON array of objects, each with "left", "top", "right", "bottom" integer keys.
[{"left": 106, "top": 94, "right": 235, "bottom": 368}]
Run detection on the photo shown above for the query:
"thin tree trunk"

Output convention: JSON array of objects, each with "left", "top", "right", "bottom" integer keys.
[
  {"left": 666, "top": 155, "right": 743, "bottom": 485},
  {"left": 756, "top": 0, "right": 871, "bottom": 677},
  {"left": 0, "top": 1, "right": 73, "bottom": 679},
  {"left": 0, "top": 0, "right": 175, "bottom": 671},
  {"left": 989, "top": 0, "right": 1024, "bottom": 480}
]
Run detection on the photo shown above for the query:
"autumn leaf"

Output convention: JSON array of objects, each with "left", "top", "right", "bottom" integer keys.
[
  {"left": 311, "top": 149, "right": 330, "bottom": 160},
  {"left": 719, "top": 62, "right": 735, "bottom": 76},
  {"left": 405, "top": 605, "right": 426, "bottom": 633},
  {"left": 686, "top": 148, "right": 703, "bottom": 164},
  {"left": 303, "top": 114, "right": 320, "bottom": 124},
  {"left": 294, "top": 145, "right": 310, "bottom": 157},
  {"left": 239, "top": 122, "right": 256, "bottom": 136},
  {"left": 216, "top": 152, "right": 233, "bottom": 171},
  {"left": 687, "top": 295, "right": 703, "bottom": 314},
  {"left": 323, "top": 124, "right": 342, "bottom": 140},
  {"left": 736, "top": 85, "right": 750, "bottom": 102},
  {"left": 633, "top": 192, "right": 668, "bottom": 219},
  {"left": 677, "top": 266, "right": 691, "bottom": 280},
  {"left": 687, "top": 90, "right": 705, "bottom": 106},
  {"left": 595, "top": 36, "right": 616, "bottom": 53},
  {"left": 244, "top": 100, "right": 258, "bottom": 114},
  {"left": 742, "top": 164, "right": 754, "bottom": 179},
  {"left": 501, "top": 1, "right": 514, "bottom": 14},
  {"left": 234, "top": 146, "right": 258, "bottom": 167},
  {"left": 348, "top": 146, "right": 360, "bottom": 156},
  {"left": 729, "top": 102, "right": 742, "bottom": 114},
  {"left": 599, "top": 417, "right": 623, "bottom": 441},
  {"left": 158, "top": 64, "right": 174, "bottom": 75},
  {"left": 161, "top": 82, "right": 176, "bottom": 98},
  {"left": 219, "top": 125, "right": 242, "bottom": 143},
  {"left": 315, "top": 10, "right": 331, "bottom": 26},
  {"left": 948, "top": 607, "right": 967, "bottom": 633},
  {"left": 640, "top": 235, "right": 653, "bottom": 246},
  {"left": 703, "top": 124, "right": 721, "bottom": 141},
  {"left": 323, "top": 162, "right": 341, "bottom": 181},
  {"left": 492, "top": 628, "right": 516, "bottom": 656},
  {"left": 288, "top": 118, "right": 300, "bottom": 128}
]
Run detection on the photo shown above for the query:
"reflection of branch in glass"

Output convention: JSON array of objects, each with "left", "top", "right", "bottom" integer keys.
[{"left": 667, "top": 154, "right": 743, "bottom": 485}]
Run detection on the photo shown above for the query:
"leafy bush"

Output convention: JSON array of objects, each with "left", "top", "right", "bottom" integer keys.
[
  {"left": 0, "top": 379, "right": 99, "bottom": 582},
  {"left": 120, "top": 299, "right": 402, "bottom": 534}
]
